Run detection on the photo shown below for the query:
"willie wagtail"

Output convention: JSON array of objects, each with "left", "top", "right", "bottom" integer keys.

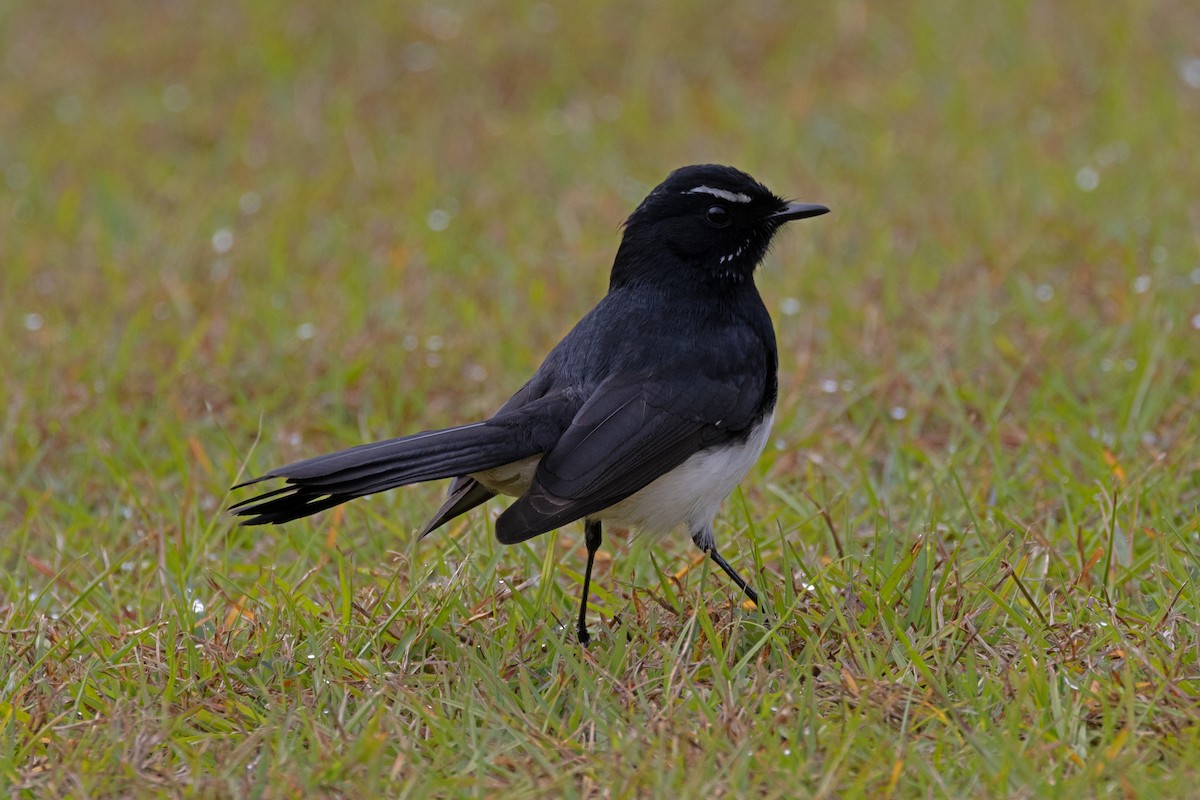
[{"left": 231, "top": 164, "right": 829, "bottom": 644}]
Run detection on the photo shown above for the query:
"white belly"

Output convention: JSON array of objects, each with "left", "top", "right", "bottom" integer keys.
[
  {"left": 473, "top": 412, "right": 774, "bottom": 537},
  {"left": 600, "top": 412, "right": 774, "bottom": 537}
]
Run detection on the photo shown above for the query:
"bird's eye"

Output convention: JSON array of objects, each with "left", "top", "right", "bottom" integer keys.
[{"left": 705, "top": 205, "right": 731, "bottom": 228}]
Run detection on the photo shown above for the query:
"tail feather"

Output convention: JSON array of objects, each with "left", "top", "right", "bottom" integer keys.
[
  {"left": 231, "top": 422, "right": 540, "bottom": 526},
  {"left": 417, "top": 478, "right": 495, "bottom": 539}
]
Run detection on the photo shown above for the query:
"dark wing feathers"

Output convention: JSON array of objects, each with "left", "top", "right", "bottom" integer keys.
[{"left": 494, "top": 371, "right": 759, "bottom": 544}]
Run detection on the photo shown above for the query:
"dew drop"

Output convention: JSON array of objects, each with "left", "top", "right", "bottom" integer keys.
[
  {"left": 239, "top": 191, "right": 262, "bottom": 215},
  {"left": 1075, "top": 166, "right": 1099, "bottom": 192},
  {"left": 425, "top": 7, "right": 463, "bottom": 40},
  {"left": 212, "top": 228, "right": 234, "bottom": 254},
  {"left": 1180, "top": 57, "right": 1200, "bottom": 89}
]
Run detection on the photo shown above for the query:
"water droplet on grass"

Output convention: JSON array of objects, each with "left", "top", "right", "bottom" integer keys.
[
  {"left": 780, "top": 297, "right": 801, "bottom": 316},
  {"left": 192, "top": 599, "right": 205, "bottom": 614},
  {"left": 23, "top": 312, "right": 43, "bottom": 331},
  {"left": 1180, "top": 57, "right": 1200, "bottom": 88},
  {"left": 1132, "top": 275, "right": 1151, "bottom": 294},
  {"left": 1035, "top": 284, "right": 1054, "bottom": 302},
  {"left": 212, "top": 228, "right": 234, "bottom": 254},
  {"left": 425, "top": 7, "right": 463, "bottom": 40},
  {"left": 239, "top": 191, "right": 262, "bottom": 214},
  {"left": 889, "top": 406, "right": 907, "bottom": 421},
  {"left": 296, "top": 322, "right": 315, "bottom": 340},
  {"left": 426, "top": 209, "right": 451, "bottom": 231},
  {"left": 1075, "top": 166, "right": 1099, "bottom": 192},
  {"left": 1191, "top": 314, "right": 1200, "bottom": 330},
  {"left": 819, "top": 379, "right": 838, "bottom": 394}
]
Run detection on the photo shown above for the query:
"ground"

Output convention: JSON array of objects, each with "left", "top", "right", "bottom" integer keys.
[{"left": 2, "top": 1, "right": 1199, "bottom": 797}]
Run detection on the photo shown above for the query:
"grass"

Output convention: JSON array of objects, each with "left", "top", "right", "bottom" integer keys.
[{"left": 2, "top": 0, "right": 1199, "bottom": 796}]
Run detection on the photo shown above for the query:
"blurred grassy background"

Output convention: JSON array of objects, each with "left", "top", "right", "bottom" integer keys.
[{"left": 2, "top": 1, "right": 1199, "bottom": 796}]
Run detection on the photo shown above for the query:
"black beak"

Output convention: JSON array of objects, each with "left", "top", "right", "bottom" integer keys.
[{"left": 770, "top": 202, "right": 830, "bottom": 222}]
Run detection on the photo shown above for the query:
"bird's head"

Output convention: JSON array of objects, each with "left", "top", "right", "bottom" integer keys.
[{"left": 612, "top": 164, "right": 828, "bottom": 289}]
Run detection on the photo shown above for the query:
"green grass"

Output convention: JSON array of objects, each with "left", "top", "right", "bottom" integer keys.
[{"left": 3, "top": 1, "right": 1199, "bottom": 796}]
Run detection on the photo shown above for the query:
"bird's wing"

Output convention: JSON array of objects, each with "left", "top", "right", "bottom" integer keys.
[{"left": 494, "top": 370, "right": 763, "bottom": 543}]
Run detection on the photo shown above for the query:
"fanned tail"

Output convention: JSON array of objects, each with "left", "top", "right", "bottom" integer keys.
[{"left": 230, "top": 422, "right": 537, "bottom": 526}]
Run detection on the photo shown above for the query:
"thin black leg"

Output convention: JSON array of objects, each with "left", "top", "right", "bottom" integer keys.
[
  {"left": 708, "top": 547, "right": 759, "bottom": 607},
  {"left": 577, "top": 519, "right": 603, "bottom": 645}
]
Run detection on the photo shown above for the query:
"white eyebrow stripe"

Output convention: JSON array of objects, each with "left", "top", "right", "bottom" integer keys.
[{"left": 685, "top": 185, "right": 752, "bottom": 203}]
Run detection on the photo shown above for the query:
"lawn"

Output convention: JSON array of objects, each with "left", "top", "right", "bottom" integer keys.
[{"left": 2, "top": 1, "right": 1199, "bottom": 797}]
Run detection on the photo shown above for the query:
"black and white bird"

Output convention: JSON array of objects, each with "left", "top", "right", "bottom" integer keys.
[{"left": 231, "top": 164, "right": 829, "bottom": 643}]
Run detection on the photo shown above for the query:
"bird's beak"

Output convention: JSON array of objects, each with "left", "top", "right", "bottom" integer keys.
[{"left": 770, "top": 202, "right": 830, "bottom": 222}]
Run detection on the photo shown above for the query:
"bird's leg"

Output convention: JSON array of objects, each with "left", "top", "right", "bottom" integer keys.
[
  {"left": 708, "top": 548, "right": 759, "bottom": 607},
  {"left": 577, "top": 519, "right": 603, "bottom": 645},
  {"left": 692, "top": 525, "right": 759, "bottom": 607}
]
